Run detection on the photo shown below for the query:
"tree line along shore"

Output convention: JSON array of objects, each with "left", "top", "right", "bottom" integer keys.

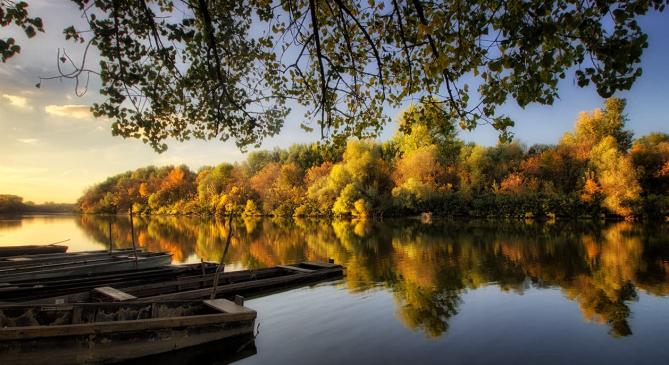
[
  {"left": 0, "top": 195, "right": 74, "bottom": 214},
  {"left": 74, "top": 98, "right": 668, "bottom": 220}
]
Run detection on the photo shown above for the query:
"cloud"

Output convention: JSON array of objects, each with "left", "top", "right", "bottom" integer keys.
[
  {"left": 2, "top": 94, "right": 31, "bottom": 109},
  {"left": 17, "top": 138, "right": 38, "bottom": 144},
  {"left": 44, "top": 104, "right": 92, "bottom": 119},
  {"left": 0, "top": 165, "right": 49, "bottom": 177}
]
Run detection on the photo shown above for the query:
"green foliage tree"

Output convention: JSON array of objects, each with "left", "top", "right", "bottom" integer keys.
[
  {"left": 3, "top": 1, "right": 666, "bottom": 151},
  {"left": 0, "top": 1, "right": 43, "bottom": 61},
  {"left": 458, "top": 142, "right": 525, "bottom": 194}
]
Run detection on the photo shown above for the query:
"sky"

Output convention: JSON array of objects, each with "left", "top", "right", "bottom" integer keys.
[{"left": 1, "top": 2, "right": 668, "bottom": 203}]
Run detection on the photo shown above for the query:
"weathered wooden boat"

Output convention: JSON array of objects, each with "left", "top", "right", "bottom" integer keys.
[
  {"left": 0, "top": 244, "right": 68, "bottom": 257},
  {"left": 0, "top": 299, "right": 256, "bottom": 365},
  {"left": 26, "top": 261, "right": 344, "bottom": 304},
  {"left": 0, "top": 262, "right": 219, "bottom": 303},
  {"left": 0, "top": 248, "right": 140, "bottom": 269},
  {"left": 123, "top": 333, "right": 257, "bottom": 365},
  {"left": 0, "top": 252, "right": 172, "bottom": 282}
]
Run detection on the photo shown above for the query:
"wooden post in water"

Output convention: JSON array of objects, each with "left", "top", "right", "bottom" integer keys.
[
  {"left": 129, "top": 208, "right": 138, "bottom": 268},
  {"left": 210, "top": 213, "right": 234, "bottom": 299},
  {"left": 108, "top": 217, "right": 113, "bottom": 254}
]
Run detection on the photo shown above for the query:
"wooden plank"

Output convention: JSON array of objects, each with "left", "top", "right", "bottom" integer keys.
[
  {"left": 0, "top": 311, "right": 256, "bottom": 340},
  {"left": 301, "top": 261, "right": 341, "bottom": 269},
  {"left": 71, "top": 306, "right": 82, "bottom": 324},
  {"left": 137, "top": 266, "right": 344, "bottom": 301},
  {"left": 277, "top": 265, "right": 315, "bottom": 273},
  {"left": 0, "top": 322, "right": 256, "bottom": 365},
  {"left": 93, "top": 286, "right": 137, "bottom": 301},
  {"left": 204, "top": 299, "right": 255, "bottom": 314}
]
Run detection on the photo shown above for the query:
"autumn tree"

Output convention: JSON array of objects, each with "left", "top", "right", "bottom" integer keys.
[
  {"left": 307, "top": 140, "right": 391, "bottom": 217},
  {"left": 631, "top": 133, "right": 669, "bottom": 195},
  {"left": 147, "top": 165, "right": 196, "bottom": 212},
  {"left": 561, "top": 98, "right": 633, "bottom": 151},
  {"left": 561, "top": 98, "right": 641, "bottom": 217},
  {"left": 0, "top": 194, "right": 25, "bottom": 213},
  {"left": 248, "top": 162, "right": 305, "bottom": 216},
  {"left": 458, "top": 142, "right": 526, "bottom": 194},
  {"left": 196, "top": 163, "right": 250, "bottom": 214},
  {"left": 390, "top": 102, "right": 458, "bottom": 210},
  {"left": 74, "top": 98, "right": 665, "bottom": 219},
  {"left": 393, "top": 101, "right": 461, "bottom": 164}
]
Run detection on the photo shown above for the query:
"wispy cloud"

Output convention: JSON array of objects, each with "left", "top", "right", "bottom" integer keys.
[
  {"left": 2, "top": 94, "right": 31, "bottom": 110},
  {"left": 0, "top": 165, "right": 49, "bottom": 177},
  {"left": 17, "top": 138, "right": 38, "bottom": 144},
  {"left": 44, "top": 104, "right": 92, "bottom": 119}
]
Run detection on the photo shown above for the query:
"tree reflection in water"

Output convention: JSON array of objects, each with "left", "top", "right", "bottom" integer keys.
[{"left": 76, "top": 216, "right": 669, "bottom": 338}]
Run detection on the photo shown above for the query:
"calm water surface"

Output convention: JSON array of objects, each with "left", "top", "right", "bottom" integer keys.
[{"left": 1, "top": 215, "right": 669, "bottom": 364}]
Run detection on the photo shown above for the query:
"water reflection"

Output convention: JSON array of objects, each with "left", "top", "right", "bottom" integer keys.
[{"left": 69, "top": 216, "right": 669, "bottom": 338}]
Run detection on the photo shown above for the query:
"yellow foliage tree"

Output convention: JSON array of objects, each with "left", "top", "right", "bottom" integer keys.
[{"left": 590, "top": 137, "right": 641, "bottom": 217}]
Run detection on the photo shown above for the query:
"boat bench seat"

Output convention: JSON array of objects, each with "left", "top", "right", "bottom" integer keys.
[
  {"left": 93, "top": 286, "right": 138, "bottom": 302},
  {"left": 204, "top": 299, "right": 255, "bottom": 314},
  {"left": 276, "top": 265, "right": 315, "bottom": 273}
]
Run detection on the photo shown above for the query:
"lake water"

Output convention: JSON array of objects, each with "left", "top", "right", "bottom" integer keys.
[{"left": 1, "top": 215, "right": 669, "bottom": 364}]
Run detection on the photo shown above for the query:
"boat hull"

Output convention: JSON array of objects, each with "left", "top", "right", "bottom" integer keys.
[
  {"left": 23, "top": 262, "right": 344, "bottom": 304},
  {"left": 0, "top": 300, "right": 256, "bottom": 364},
  {"left": 0, "top": 253, "right": 173, "bottom": 282},
  {"left": 0, "top": 245, "right": 68, "bottom": 257},
  {"left": 0, "top": 320, "right": 254, "bottom": 365}
]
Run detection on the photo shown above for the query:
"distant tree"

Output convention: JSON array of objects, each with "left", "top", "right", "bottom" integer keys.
[
  {"left": 631, "top": 133, "right": 669, "bottom": 195},
  {"left": 0, "top": 194, "right": 25, "bottom": 213},
  {"left": 196, "top": 163, "right": 246, "bottom": 214},
  {"left": 74, "top": 98, "right": 666, "bottom": 219},
  {"left": 394, "top": 101, "right": 461, "bottom": 164},
  {"left": 562, "top": 98, "right": 634, "bottom": 152},
  {"left": 245, "top": 150, "right": 281, "bottom": 176},
  {"left": 590, "top": 136, "right": 641, "bottom": 217},
  {"left": 308, "top": 140, "right": 391, "bottom": 217},
  {"left": 458, "top": 142, "right": 525, "bottom": 193},
  {"left": 148, "top": 165, "right": 196, "bottom": 211}
]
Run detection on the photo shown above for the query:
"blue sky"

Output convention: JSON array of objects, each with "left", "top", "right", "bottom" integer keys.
[{"left": 0, "top": 2, "right": 667, "bottom": 203}]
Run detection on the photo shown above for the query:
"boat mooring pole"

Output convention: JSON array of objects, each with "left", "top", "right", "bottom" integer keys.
[
  {"left": 210, "top": 213, "right": 234, "bottom": 299},
  {"left": 108, "top": 217, "right": 113, "bottom": 254},
  {"left": 129, "top": 208, "right": 138, "bottom": 268}
]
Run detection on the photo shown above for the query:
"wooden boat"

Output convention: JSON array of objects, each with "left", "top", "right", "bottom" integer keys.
[
  {"left": 0, "top": 262, "right": 219, "bottom": 303},
  {"left": 0, "top": 299, "right": 256, "bottom": 365},
  {"left": 26, "top": 261, "right": 344, "bottom": 304},
  {"left": 0, "top": 244, "right": 68, "bottom": 257},
  {"left": 0, "top": 252, "right": 173, "bottom": 282},
  {"left": 123, "top": 333, "right": 257, "bottom": 365},
  {"left": 0, "top": 248, "right": 140, "bottom": 269}
]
